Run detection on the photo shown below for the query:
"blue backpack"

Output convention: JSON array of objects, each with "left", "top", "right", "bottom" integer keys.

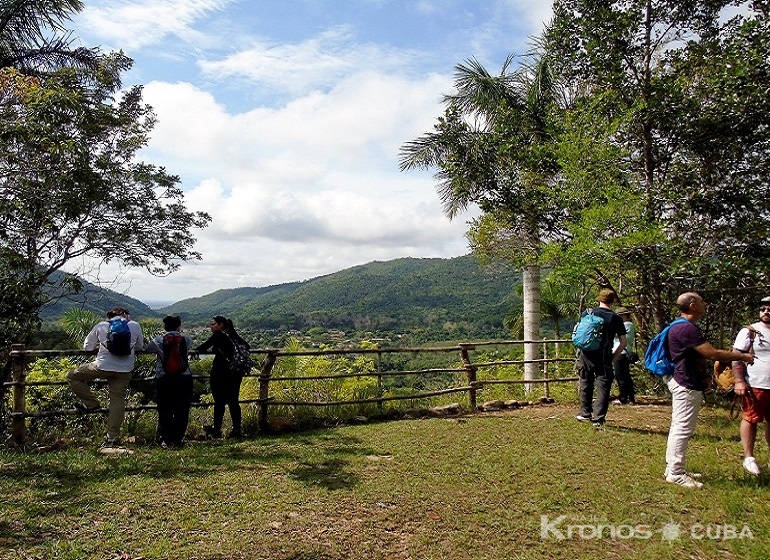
[
  {"left": 105, "top": 317, "right": 132, "bottom": 356},
  {"left": 572, "top": 309, "right": 605, "bottom": 352},
  {"left": 643, "top": 317, "right": 689, "bottom": 376}
]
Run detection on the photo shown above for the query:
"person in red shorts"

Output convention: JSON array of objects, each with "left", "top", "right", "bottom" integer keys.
[{"left": 732, "top": 297, "right": 770, "bottom": 476}]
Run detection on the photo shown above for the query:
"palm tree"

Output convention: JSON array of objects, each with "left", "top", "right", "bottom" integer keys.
[
  {"left": 400, "top": 54, "right": 565, "bottom": 389},
  {"left": 0, "top": 0, "right": 101, "bottom": 76}
]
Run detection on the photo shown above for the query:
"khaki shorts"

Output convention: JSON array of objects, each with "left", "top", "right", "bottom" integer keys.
[{"left": 742, "top": 387, "right": 770, "bottom": 424}]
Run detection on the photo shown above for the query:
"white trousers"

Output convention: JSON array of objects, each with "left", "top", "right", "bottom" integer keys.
[{"left": 665, "top": 376, "right": 703, "bottom": 476}]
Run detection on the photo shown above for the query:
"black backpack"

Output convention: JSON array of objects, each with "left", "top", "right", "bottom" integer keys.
[{"left": 228, "top": 337, "right": 254, "bottom": 376}]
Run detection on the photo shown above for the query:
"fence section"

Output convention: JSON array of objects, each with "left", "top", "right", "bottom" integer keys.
[{"left": 3, "top": 339, "right": 575, "bottom": 444}]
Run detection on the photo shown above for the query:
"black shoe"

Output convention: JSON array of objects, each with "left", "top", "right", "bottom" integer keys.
[
  {"left": 203, "top": 425, "right": 222, "bottom": 438},
  {"left": 227, "top": 430, "right": 242, "bottom": 439},
  {"left": 74, "top": 402, "right": 99, "bottom": 413},
  {"left": 100, "top": 436, "right": 121, "bottom": 448}
]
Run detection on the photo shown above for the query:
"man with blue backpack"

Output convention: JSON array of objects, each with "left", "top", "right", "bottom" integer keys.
[
  {"left": 66, "top": 307, "right": 144, "bottom": 447},
  {"left": 573, "top": 289, "right": 627, "bottom": 427},
  {"left": 661, "top": 292, "right": 754, "bottom": 488}
]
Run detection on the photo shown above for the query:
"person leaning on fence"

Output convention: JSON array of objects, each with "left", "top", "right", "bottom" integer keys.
[
  {"left": 575, "top": 289, "right": 627, "bottom": 427},
  {"left": 612, "top": 306, "right": 637, "bottom": 405},
  {"left": 731, "top": 296, "right": 770, "bottom": 476},
  {"left": 144, "top": 315, "right": 194, "bottom": 448},
  {"left": 66, "top": 307, "right": 144, "bottom": 447},
  {"left": 195, "top": 315, "right": 247, "bottom": 439},
  {"left": 663, "top": 292, "right": 754, "bottom": 489}
]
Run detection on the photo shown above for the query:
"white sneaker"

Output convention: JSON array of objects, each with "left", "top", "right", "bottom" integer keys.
[
  {"left": 743, "top": 456, "right": 761, "bottom": 476},
  {"left": 664, "top": 466, "right": 702, "bottom": 479},
  {"left": 665, "top": 473, "right": 704, "bottom": 489},
  {"left": 575, "top": 414, "right": 591, "bottom": 422}
]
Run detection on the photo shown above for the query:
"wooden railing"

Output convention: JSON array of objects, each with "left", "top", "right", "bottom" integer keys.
[{"left": 3, "top": 339, "right": 575, "bottom": 445}]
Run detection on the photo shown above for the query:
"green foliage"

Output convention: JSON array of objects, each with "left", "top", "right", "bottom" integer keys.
[
  {"left": 0, "top": 18, "right": 210, "bottom": 349},
  {"left": 59, "top": 309, "right": 101, "bottom": 347},
  {"left": 538, "top": 1, "right": 770, "bottom": 340}
]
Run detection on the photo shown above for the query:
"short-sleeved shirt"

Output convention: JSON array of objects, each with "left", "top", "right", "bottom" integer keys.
[
  {"left": 733, "top": 322, "right": 770, "bottom": 389},
  {"left": 582, "top": 307, "right": 626, "bottom": 364},
  {"left": 668, "top": 319, "right": 708, "bottom": 390}
]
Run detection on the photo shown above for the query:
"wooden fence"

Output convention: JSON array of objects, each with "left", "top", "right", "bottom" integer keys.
[{"left": 3, "top": 339, "right": 575, "bottom": 445}]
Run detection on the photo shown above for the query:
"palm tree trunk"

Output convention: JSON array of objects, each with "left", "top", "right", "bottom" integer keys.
[{"left": 523, "top": 264, "right": 541, "bottom": 392}]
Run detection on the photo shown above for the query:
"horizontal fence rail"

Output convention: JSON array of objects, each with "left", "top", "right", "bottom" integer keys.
[{"left": 2, "top": 339, "right": 577, "bottom": 445}]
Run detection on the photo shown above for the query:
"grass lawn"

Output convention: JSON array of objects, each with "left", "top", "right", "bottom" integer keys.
[{"left": 1, "top": 399, "right": 769, "bottom": 560}]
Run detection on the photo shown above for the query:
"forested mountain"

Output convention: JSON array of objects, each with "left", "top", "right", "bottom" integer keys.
[
  {"left": 40, "top": 256, "right": 521, "bottom": 339},
  {"left": 40, "top": 271, "right": 160, "bottom": 320},
  {"left": 162, "top": 255, "right": 521, "bottom": 338}
]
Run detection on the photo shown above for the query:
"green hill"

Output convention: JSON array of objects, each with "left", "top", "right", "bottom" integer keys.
[
  {"left": 39, "top": 256, "right": 522, "bottom": 339},
  {"left": 40, "top": 271, "right": 160, "bottom": 321},
  {"left": 162, "top": 255, "right": 521, "bottom": 338}
]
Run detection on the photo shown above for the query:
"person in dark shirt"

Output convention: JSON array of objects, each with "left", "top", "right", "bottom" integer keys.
[
  {"left": 664, "top": 292, "right": 754, "bottom": 488},
  {"left": 195, "top": 315, "right": 247, "bottom": 438},
  {"left": 575, "top": 289, "right": 627, "bottom": 427}
]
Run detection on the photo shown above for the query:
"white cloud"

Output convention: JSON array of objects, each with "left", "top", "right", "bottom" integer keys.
[
  {"left": 198, "top": 26, "right": 421, "bottom": 95},
  {"left": 78, "top": 0, "right": 231, "bottom": 50},
  {"left": 64, "top": 1, "right": 554, "bottom": 302}
]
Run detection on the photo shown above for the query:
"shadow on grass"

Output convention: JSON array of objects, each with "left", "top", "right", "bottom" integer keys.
[{"left": 289, "top": 457, "right": 361, "bottom": 490}]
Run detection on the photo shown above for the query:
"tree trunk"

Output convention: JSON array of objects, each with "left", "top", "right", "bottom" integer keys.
[{"left": 523, "top": 264, "right": 541, "bottom": 392}]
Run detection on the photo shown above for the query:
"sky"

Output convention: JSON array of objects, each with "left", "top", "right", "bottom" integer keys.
[{"left": 67, "top": 0, "right": 553, "bottom": 305}]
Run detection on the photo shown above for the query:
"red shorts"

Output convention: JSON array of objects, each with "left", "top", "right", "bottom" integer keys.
[{"left": 742, "top": 387, "right": 770, "bottom": 424}]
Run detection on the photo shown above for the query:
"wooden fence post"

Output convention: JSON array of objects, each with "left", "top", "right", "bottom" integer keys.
[
  {"left": 459, "top": 344, "right": 477, "bottom": 411},
  {"left": 376, "top": 351, "right": 384, "bottom": 414},
  {"left": 10, "top": 344, "right": 26, "bottom": 445},
  {"left": 542, "top": 339, "right": 550, "bottom": 399},
  {"left": 258, "top": 351, "right": 277, "bottom": 433}
]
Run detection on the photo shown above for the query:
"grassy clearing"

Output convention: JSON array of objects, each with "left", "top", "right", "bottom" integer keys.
[{"left": 1, "top": 400, "right": 769, "bottom": 560}]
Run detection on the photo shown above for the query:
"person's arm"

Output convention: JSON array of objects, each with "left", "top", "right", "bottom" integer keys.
[
  {"left": 196, "top": 335, "right": 215, "bottom": 353},
  {"left": 612, "top": 335, "right": 627, "bottom": 361},
  {"left": 694, "top": 342, "right": 753, "bottom": 365},
  {"left": 144, "top": 335, "right": 160, "bottom": 354},
  {"left": 82, "top": 323, "right": 101, "bottom": 351},
  {"left": 132, "top": 322, "right": 144, "bottom": 351},
  {"left": 731, "top": 328, "right": 753, "bottom": 396}
]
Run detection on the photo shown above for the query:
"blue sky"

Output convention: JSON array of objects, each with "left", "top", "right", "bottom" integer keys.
[{"left": 68, "top": 0, "right": 552, "bottom": 304}]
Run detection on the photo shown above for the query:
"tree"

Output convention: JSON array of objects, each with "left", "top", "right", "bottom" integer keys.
[
  {"left": 543, "top": 1, "right": 770, "bottom": 340},
  {"left": 400, "top": 55, "right": 567, "bottom": 387},
  {"left": 0, "top": 0, "right": 103, "bottom": 78},
  {"left": 0, "top": 59, "right": 210, "bottom": 347}
]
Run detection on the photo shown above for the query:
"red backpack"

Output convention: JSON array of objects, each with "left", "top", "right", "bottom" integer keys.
[{"left": 161, "top": 333, "right": 188, "bottom": 374}]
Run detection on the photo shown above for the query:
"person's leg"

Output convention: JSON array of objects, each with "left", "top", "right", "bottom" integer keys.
[
  {"left": 614, "top": 355, "right": 633, "bottom": 403},
  {"left": 208, "top": 372, "right": 224, "bottom": 436},
  {"left": 66, "top": 362, "right": 102, "bottom": 409},
  {"left": 173, "top": 375, "right": 194, "bottom": 444},
  {"left": 105, "top": 371, "right": 132, "bottom": 441},
  {"left": 665, "top": 379, "right": 702, "bottom": 476},
  {"left": 577, "top": 367, "right": 595, "bottom": 419},
  {"left": 741, "top": 419, "right": 758, "bottom": 458},
  {"left": 592, "top": 363, "right": 614, "bottom": 424},
  {"left": 227, "top": 375, "right": 243, "bottom": 435},
  {"left": 155, "top": 375, "right": 173, "bottom": 444}
]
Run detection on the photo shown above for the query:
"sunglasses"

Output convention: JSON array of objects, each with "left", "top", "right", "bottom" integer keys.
[{"left": 760, "top": 307, "right": 770, "bottom": 312}]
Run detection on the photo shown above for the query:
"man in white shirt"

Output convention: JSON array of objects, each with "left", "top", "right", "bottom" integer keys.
[
  {"left": 66, "top": 307, "right": 144, "bottom": 446},
  {"left": 732, "top": 297, "right": 770, "bottom": 476}
]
